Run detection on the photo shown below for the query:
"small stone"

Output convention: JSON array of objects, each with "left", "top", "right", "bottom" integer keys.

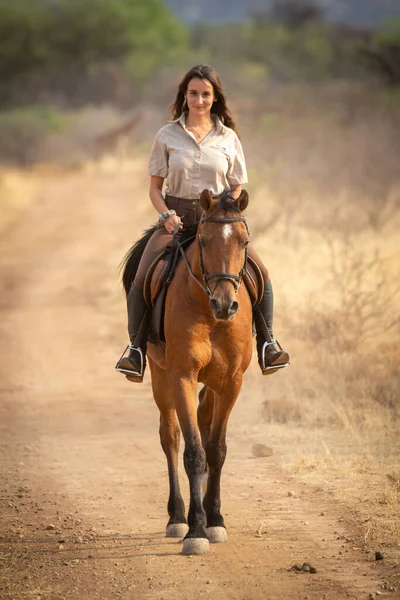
[
  {"left": 206, "top": 580, "right": 212, "bottom": 584},
  {"left": 375, "top": 551, "right": 384, "bottom": 561},
  {"left": 58, "top": 537, "right": 66, "bottom": 543},
  {"left": 46, "top": 524, "right": 56, "bottom": 530},
  {"left": 251, "top": 444, "right": 273, "bottom": 458},
  {"left": 320, "top": 511, "right": 326, "bottom": 516},
  {"left": 288, "top": 491, "right": 295, "bottom": 497}
]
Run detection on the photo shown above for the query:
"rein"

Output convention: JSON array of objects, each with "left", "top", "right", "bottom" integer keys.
[{"left": 179, "top": 215, "right": 249, "bottom": 298}]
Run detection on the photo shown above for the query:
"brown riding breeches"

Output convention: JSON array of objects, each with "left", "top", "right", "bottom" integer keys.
[{"left": 133, "top": 195, "right": 269, "bottom": 289}]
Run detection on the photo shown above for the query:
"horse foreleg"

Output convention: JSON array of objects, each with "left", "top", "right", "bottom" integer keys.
[
  {"left": 197, "top": 386, "right": 214, "bottom": 494},
  {"left": 160, "top": 410, "right": 188, "bottom": 538},
  {"left": 197, "top": 385, "right": 214, "bottom": 450},
  {"left": 149, "top": 359, "right": 188, "bottom": 538},
  {"left": 203, "top": 384, "right": 241, "bottom": 544},
  {"left": 170, "top": 373, "right": 209, "bottom": 555}
]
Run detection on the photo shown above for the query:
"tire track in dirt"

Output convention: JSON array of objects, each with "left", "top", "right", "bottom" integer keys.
[{"left": 0, "top": 164, "right": 394, "bottom": 600}]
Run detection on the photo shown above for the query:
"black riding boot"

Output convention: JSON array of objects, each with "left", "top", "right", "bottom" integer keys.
[
  {"left": 115, "top": 284, "right": 150, "bottom": 383},
  {"left": 253, "top": 281, "right": 290, "bottom": 375}
]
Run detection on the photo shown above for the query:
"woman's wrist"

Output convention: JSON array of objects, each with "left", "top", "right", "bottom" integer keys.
[{"left": 158, "top": 209, "right": 177, "bottom": 225}]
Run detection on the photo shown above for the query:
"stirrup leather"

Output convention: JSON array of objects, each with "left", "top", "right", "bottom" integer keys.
[
  {"left": 115, "top": 344, "right": 144, "bottom": 376},
  {"left": 261, "top": 339, "right": 290, "bottom": 371}
]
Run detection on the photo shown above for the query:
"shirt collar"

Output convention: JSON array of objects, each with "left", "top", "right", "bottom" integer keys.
[{"left": 176, "top": 112, "right": 225, "bottom": 134}]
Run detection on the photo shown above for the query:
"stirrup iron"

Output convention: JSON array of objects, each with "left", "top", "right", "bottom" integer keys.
[
  {"left": 261, "top": 339, "right": 290, "bottom": 371},
  {"left": 115, "top": 344, "right": 144, "bottom": 376}
]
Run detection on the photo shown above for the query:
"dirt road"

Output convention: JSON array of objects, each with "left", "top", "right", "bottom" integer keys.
[{"left": 0, "top": 164, "right": 397, "bottom": 599}]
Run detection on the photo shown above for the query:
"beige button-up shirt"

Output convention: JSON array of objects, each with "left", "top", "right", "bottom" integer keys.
[{"left": 148, "top": 113, "right": 248, "bottom": 199}]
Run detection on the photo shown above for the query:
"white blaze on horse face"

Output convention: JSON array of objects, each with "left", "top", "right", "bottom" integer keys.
[{"left": 221, "top": 223, "right": 233, "bottom": 241}]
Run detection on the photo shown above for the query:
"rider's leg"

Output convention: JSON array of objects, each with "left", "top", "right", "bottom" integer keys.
[
  {"left": 247, "top": 244, "right": 290, "bottom": 375},
  {"left": 117, "top": 226, "right": 172, "bottom": 382}
]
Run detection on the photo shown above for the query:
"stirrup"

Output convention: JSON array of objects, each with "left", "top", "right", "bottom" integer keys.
[
  {"left": 115, "top": 344, "right": 144, "bottom": 377},
  {"left": 261, "top": 339, "right": 290, "bottom": 372}
]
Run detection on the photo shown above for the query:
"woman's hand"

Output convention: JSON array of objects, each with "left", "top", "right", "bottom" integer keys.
[{"left": 164, "top": 213, "right": 183, "bottom": 234}]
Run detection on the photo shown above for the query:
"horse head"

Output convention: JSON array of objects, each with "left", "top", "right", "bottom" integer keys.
[{"left": 198, "top": 189, "right": 250, "bottom": 321}]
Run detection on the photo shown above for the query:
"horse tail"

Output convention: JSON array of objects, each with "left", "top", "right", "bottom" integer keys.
[{"left": 120, "top": 224, "right": 158, "bottom": 296}]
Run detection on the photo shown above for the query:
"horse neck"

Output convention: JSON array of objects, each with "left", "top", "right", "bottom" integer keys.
[{"left": 186, "top": 237, "right": 208, "bottom": 304}]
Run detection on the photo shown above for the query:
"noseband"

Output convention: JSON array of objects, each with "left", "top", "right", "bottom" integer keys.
[{"left": 179, "top": 215, "right": 249, "bottom": 298}]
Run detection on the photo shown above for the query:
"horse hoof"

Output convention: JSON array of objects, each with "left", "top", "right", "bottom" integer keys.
[
  {"left": 166, "top": 523, "right": 189, "bottom": 538},
  {"left": 206, "top": 526, "right": 228, "bottom": 543},
  {"left": 181, "top": 537, "right": 210, "bottom": 555}
]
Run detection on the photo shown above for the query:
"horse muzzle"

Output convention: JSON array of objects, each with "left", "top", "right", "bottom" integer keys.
[{"left": 209, "top": 297, "right": 239, "bottom": 320}]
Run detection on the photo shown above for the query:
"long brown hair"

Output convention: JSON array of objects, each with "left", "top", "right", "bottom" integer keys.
[{"left": 170, "top": 65, "right": 238, "bottom": 135}]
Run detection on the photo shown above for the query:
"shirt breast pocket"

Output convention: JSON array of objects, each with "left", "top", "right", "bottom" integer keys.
[{"left": 209, "top": 144, "right": 230, "bottom": 164}]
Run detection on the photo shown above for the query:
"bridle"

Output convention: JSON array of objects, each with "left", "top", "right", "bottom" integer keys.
[{"left": 179, "top": 215, "right": 249, "bottom": 298}]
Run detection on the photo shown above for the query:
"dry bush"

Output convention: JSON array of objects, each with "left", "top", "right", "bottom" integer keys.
[
  {"left": 242, "top": 81, "right": 400, "bottom": 238},
  {"left": 296, "top": 237, "right": 400, "bottom": 350}
]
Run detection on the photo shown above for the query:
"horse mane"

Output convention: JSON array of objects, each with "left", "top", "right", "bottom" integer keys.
[{"left": 120, "top": 222, "right": 199, "bottom": 296}]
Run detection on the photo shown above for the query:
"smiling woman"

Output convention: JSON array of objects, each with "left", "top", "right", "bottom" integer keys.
[{"left": 116, "top": 64, "right": 290, "bottom": 382}]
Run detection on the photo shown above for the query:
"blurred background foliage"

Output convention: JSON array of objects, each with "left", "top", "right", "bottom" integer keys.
[{"left": 0, "top": 0, "right": 399, "bottom": 166}]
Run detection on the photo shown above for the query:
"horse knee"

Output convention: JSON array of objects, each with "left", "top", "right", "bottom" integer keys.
[
  {"left": 183, "top": 443, "right": 206, "bottom": 476},
  {"left": 205, "top": 439, "right": 227, "bottom": 471}
]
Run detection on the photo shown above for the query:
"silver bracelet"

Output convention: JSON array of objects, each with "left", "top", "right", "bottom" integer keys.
[{"left": 158, "top": 209, "right": 176, "bottom": 225}]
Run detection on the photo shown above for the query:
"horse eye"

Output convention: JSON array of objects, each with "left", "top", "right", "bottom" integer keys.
[{"left": 243, "top": 239, "right": 250, "bottom": 248}]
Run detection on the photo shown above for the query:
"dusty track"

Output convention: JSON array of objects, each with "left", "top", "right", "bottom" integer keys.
[{"left": 0, "top": 163, "right": 396, "bottom": 599}]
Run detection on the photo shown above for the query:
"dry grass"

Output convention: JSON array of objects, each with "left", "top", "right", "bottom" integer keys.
[{"left": 0, "top": 170, "right": 39, "bottom": 232}]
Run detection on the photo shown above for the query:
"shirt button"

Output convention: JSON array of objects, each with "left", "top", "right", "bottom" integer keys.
[{"left": 192, "top": 201, "right": 196, "bottom": 205}]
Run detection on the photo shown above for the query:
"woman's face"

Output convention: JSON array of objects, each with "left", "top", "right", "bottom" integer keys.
[{"left": 185, "top": 77, "right": 215, "bottom": 117}]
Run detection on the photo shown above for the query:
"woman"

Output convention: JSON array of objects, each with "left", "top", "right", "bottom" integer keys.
[{"left": 117, "top": 65, "right": 289, "bottom": 382}]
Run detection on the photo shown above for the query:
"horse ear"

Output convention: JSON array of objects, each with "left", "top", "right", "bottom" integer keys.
[
  {"left": 236, "top": 189, "right": 249, "bottom": 212},
  {"left": 200, "top": 189, "right": 213, "bottom": 211}
]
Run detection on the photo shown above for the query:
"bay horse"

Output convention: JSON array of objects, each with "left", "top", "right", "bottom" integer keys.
[{"left": 122, "top": 189, "right": 253, "bottom": 555}]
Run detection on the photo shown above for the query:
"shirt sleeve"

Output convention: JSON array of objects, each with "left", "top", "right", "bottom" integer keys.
[
  {"left": 227, "top": 134, "right": 248, "bottom": 186},
  {"left": 148, "top": 129, "right": 169, "bottom": 178}
]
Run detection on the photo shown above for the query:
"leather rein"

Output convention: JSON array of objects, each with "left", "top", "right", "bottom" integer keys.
[{"left": 178, "top": 215, "right": 249, "bottom": 298}]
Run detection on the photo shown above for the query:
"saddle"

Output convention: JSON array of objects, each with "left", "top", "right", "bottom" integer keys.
[{"left": 143, "top": 237, "right": 264, "bottom": 344}]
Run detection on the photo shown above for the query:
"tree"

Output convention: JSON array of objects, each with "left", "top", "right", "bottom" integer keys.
[
  {"left": 269, "top": 0, "right": 324, "bottom": 29},
  {"left": 0, "top": 0, "right": 52, "bottom": 81},
  {"left": 0, "top": 0, "right": 188, "bottom": 106},
  {"left": 361, "top": 18, "right": 400, "bottom": 86}
]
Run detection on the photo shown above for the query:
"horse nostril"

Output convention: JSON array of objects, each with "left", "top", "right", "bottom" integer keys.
[
  {"left": 210, "top": 298, "right": 220, "bottom": 314},
  {"left": 229, "top": 301, "right": 239, "bottom": 316}
]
